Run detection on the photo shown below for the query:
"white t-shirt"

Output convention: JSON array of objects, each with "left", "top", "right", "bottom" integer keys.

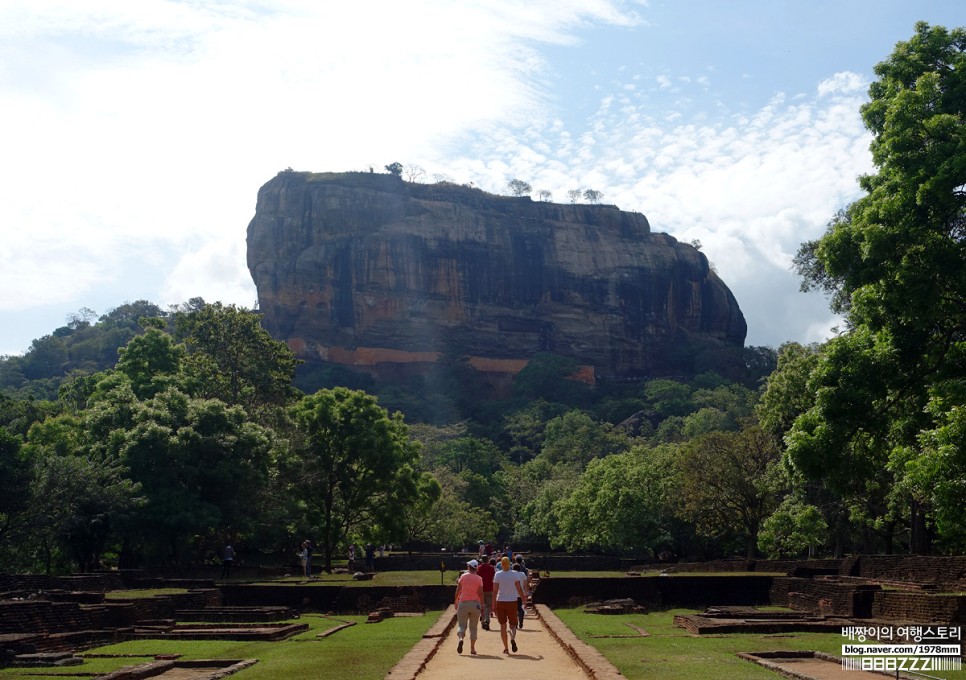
[
  {"left": 515, "top": 570, "right": 528, "bottom": 594},
  {"left": 493, "top": 568, "right": 521, "bottom": 602}
]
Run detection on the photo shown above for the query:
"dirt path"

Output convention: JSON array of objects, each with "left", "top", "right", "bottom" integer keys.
[
  {"left": 387, "top": 604, "right": 623, "bottom": 680},
  {"left": 412, "top": 608, "right": 590, "bottom": 679}
]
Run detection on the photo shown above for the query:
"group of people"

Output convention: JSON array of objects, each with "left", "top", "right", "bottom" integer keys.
[
  {"left": 453, "top": 552, "right": 531, "bottom": 655},
  {"left": 295, "top": 541, "right": 389, "bottom": 578}
]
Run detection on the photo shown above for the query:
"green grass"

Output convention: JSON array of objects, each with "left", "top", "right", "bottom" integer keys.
[
  {"left": 256, "top": 569, "right": 455, "bottom": 586},
  {"left": 104, "top": 587, "right": 190, "bottom": 599},
  {"left": 553, "top": 607, "right": 966, "bottom": 680},
  {"left": 0, "top": 613, "right": 439, "bottom": 680}
]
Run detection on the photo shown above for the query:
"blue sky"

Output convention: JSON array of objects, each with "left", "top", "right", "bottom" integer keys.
[{"left": 1, "top": 0, "right": 963, "bottom": 356}]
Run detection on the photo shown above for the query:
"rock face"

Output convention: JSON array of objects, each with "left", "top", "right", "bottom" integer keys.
[{"left": 246, "top": 171, "right": 747, "bottom": 382}]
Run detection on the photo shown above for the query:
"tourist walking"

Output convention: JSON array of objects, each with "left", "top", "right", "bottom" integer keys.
[
  {"left": 512, "top": 562, "right": 529, "bottom": 627},
  {"left": 220, "top": 543, "right": 235, "bottom": 580},
  {"left": 454, "top": 559, "right": 484, "bottom": 655},
  {"left": 477, "top": 556, "right": 496, "bottom": 630},
  {"left": 492, "top": 555, "right": 525, "bottom": 654},
  {"left": 303, "top": 540, "right": 313, "bottom": 578}
]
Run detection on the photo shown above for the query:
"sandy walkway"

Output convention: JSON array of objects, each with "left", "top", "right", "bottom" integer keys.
[{"left": 413, "top": 608, "right": 590, "bottom": 680}]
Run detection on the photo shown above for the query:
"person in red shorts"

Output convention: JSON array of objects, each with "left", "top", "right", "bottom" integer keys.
[
  {"left": 491, "top": 555, "right": 525, "bottom": 654},
  {"left": 477, "top": 557, "right": 496, "bottom": 630}
]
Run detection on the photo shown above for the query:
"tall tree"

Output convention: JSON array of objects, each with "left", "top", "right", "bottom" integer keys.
[
  {"left": 553, "top": 445, "right": 677, "bottom": 555},
  {"left": 676, "top": 424, "right": 782, "bottom": 558},
  {"left": 0, "top": 428, "right": 32, "bottom": 549},
  {"left": 174, "top": 303, "right": 298, "bottom": 419},
  {"left": 790, "top": 23, "right": 965, "bottom": 552},
  {"left": 290, "top": 388, "right": 425, "bottom": 570},
  {"left": 506, "top": 179, "right": 532, "bottom": 197},
  {"left": 116, "top": 388, "right": 274, "bottom": 564}
]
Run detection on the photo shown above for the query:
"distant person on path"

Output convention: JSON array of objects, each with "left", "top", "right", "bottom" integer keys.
[
  {"left": 477, "top": 556, "right": 496, "bottom": 630},
  {"left": 298, "top": 542, "right": 307, "bottom": 575},
  {"left": 303, "top": 540, "right": 313, "bottom": 578},
  {"left": 492, "top": 555, "right": 525, "bottom": 654},
  {"left": 348, "top": 544, "right": 356, "bottom": 570},
  {"left": 453, "top": 559, "right": 484, "bottom": 655},
  {"left": 512, "top": 562, "right": 529, "bottom": 627},
  {"left": 365, "top": 543, "right": 375, "bottom": 571},
  {"left": 220, "top": 543, "right": 235, "bottom": 580}
]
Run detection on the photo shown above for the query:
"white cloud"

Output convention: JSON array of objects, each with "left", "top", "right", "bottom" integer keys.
[
  {"left": 0, "top": 1, "right": 893, "bottom": 355},
  {"left": 440, "top": 72, "right": 874, "bottom": 347},
  {"left": 0, "top": 0, "right": 639, "bottom": 331},
  {"left": 818, "top": 71, "right": 867, "bottom": 96}
]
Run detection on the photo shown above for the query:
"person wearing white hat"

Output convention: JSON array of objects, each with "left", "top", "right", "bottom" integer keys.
[{"left": 454, "top": 559, "right": 484, "bottom": 654}]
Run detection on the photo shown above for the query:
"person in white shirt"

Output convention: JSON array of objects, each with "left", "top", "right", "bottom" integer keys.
[{"left": 491, "top": 555, "right": 525, "bottom": 654}]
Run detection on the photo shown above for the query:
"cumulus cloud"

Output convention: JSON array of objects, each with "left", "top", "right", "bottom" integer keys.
[
  {"left": 0, "top": 0, "right": 880, "bottom": 353},
  {"left": 442, "top": 73, "right": 873, "bottom": 347},
  {"left": 0, "top": 0, "right": 639, "bottom": 326}
]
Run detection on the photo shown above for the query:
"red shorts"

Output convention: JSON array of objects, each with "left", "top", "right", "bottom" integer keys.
[{"left": 495, "top": 600, "right": 518, "bottom": 627}]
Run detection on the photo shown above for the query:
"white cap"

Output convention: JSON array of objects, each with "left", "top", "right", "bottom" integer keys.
[{"left": 468, "top": 559, "right": 479, "bottom": 568}]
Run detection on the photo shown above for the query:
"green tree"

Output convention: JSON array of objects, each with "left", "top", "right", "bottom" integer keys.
[
  {"left": 117, "top": 388, "right": 274, "bottom": 564},
  {"left": 408, "top": 469, "right": 496, "bottom": 549},
  {"left": 642, "top": 379, "right": 694, "bottom": 419},
  {"left": 757, "top": 496, "right": 828, "bottom": 559},
  {"left": 676, "top": 424, "right": 782, "bottom": 558},
  {"left": 385, "top": 162, "right": 403, "bottom": 176},
  {"left": 116, "top": 327, "right": 185, "bottom": 400},
  {"left": 506, "top": 179, "right": 532, "bottom": 197},
  {"left": 29, "top": 449, "right": 142, "bottom": 572},
  {"left": 789, "top": 23, "right": 966, "bottom": 552},
  {"left": 553, "top": 445, "right": 677, "bottom": 555},
  {"left": 174, "top": 303, "right": 298, "bottom": 420},
  {"left": 541, "top": 410, "right": 631, "bottom": 468},
  {"left": 290, "top": 388, "right": 425, "bottom": 570},
  {"left": 0, "top": 427, "right": 33, "bottom": 550}
]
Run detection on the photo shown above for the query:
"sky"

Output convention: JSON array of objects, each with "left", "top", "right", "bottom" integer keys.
[{"left": 1, "top": 0, "right": 963, "bottom": 357}]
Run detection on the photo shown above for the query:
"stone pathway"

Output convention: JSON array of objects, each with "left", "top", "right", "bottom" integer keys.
[{"left": 386, "top": 604, "right": 622, "bottom": 680}]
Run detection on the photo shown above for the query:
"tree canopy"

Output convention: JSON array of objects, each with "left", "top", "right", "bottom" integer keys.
[{"left": 790, "top": 22, "right": 966, "bottom": 552}]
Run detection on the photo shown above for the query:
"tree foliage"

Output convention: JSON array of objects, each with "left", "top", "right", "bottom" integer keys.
[
  {"left": 289, "top": 387, "right": 425, "bottom": 570},
  {"left": 506, "top": 178, "right": 532, "bottom": 197},
  {"left": 676, "top": 425, "right": 782, "bottom": 557},
  {"left": 788, "top": 23, "right": 966, "bottom": 551}
]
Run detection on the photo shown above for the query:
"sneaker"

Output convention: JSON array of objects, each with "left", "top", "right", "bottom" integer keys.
[
  {"left": 511, "top": 639, "right": 518, "bottom": 653},
  {"left": 457, "top": 639, "right": 463, "bottom": 654}
]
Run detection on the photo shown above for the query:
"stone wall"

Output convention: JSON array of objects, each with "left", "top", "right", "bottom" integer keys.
[
  {"left": 220, "top": 584, "right": 452, "bottom": 613},
  {"left": 533, "top": 576, "right": 774, "bottom": 609},
  {"left": 0, "top": 573, "right": 126, "bottom": 594},
  {"left": 769, "top": 578, "right": 878, "bottom": 617},
  {"left": 856, "top": 556, "right": 966, "bottom": 586},
  {"left": 0, "top": 601, "right": 104, "bottom": 634},
  {"left": 872, "top": 591, "right": 966, "bottom": 624},
  {"left": 663, "top": 556, "right": 966, "bottom": 587}
]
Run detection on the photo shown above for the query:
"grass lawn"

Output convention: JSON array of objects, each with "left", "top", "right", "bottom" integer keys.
[
  {"left": 261, "top": 569, "right": 456, "bottom": 586},
  {"left": 0, "top": 612, "right": 440, "bottom": 680},
  {"left": 553, "top": 607, "right": 966, "bottom": 680},
  {"left": 104, "top": 587, "right": 190, "bottom": 599}
]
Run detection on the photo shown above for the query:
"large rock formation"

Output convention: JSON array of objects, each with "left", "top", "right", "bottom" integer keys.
[{"left": 246, "top": 171, "right": 747, "bottom": 383}]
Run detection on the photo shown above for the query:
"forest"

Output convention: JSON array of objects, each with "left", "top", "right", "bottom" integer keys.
[{"left": 0, "top": 22, "right": 963, "bottom": 574}]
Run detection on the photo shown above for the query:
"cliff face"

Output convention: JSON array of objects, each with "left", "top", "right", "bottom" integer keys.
[{"left": 246, "top": 171, "right": 747, "bottom": 380}]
